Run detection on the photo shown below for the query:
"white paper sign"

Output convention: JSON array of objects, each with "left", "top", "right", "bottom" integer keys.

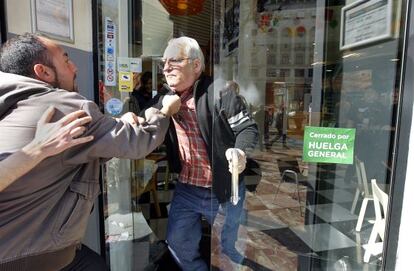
[
  {"left": 117, "top": 57, "right": 130, "bottom": 72},
  {"left": 129, "top": 58, "right": 142, "bottom": 73},
  {"left": 117, "top": 57, "right": 142, "bottom": 73}
]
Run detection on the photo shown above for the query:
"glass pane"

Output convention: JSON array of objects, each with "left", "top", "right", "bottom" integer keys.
[
  {"left": 212, "top": 0, "right": 406, "bottom": 270},
  {"left": 95, "top": 0, "right": 408, "bottom": 270},
  {"left": 97, "top": 0, "right": 174, "bottom": 270},
  {"left": 97, "top": 0, "right": 215, "bottom": 269}
]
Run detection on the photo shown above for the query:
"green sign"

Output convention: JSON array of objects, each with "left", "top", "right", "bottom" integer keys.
[{"left": 303, "top": 126, "right": 356, "bottom": 164}]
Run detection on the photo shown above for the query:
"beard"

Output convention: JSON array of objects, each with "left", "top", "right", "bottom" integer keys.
[
  {"left": 52, "top": 78, "right": 78, "bottom": 92},
  {"left": 48, "top": 65, "right": 60, "bottom": 89},
  {"left": 51, "top": 66, "right": 78, "bottom": 92}
]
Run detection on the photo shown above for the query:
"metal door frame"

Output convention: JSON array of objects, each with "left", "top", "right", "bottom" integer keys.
[{"left": 384, "top": 0, "right": 413, "bottom": 270}]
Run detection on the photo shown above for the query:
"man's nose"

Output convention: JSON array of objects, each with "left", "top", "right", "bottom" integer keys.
[
  {"left": 163, "top": 64, "right": 172, "bottom": 72},
  {"left": 70, "top": 61, "right": 78, "bottom": 73}
]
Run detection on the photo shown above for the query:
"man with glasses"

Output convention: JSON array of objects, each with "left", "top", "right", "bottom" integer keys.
[{"left": 149, "top": 36, "right": 258, "bottom": 270}]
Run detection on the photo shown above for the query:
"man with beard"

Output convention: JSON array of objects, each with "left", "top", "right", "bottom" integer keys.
[{"left": 0, "top": 33, "right": 180, "bottom": 270}]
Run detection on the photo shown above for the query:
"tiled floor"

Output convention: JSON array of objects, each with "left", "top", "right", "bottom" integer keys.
[
  {"left": 125, "top": 138, "right": 384, "bottom": 270},
  {"left": 307, "top": 203, "right": 358, "bottom": 223},
  {"left": 290, "top": 223, "right": 356, "bottom": 252}
]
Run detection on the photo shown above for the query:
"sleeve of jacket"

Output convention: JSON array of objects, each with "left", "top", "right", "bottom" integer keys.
[
  {"left": 223, "top": 91, "right": 258, "bottom": 152},
  {"left": 62, "top": 100, "right": 170, "bottom": 165}
]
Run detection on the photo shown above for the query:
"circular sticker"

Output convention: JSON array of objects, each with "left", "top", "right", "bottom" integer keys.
[{"left": 105, "top": 98, "right": 123, "bottom": 116}]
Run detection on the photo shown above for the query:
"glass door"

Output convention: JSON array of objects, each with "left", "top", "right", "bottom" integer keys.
[
  {"left": 94, "top": 0, "right": 409, "bottom": 270},
  {"left": 96, "top": 0, "right": 216, "bottom": 268},
  {"left": 96, "top": 1, "right": 174, "bottom": 270},
  {"left": 211, "top": 0, "right": 408, "bottom": 270}
]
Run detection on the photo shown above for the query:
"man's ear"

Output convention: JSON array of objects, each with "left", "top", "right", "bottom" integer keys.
[
  {"left": 193, "top": 59, "right": 202, "bottom": 74},
  {"left": 33, "top": 64, "right": 55, "bottom": 84}
]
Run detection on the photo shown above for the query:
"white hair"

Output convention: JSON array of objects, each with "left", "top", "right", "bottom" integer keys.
[{"left": 166, "top": 36, "right": 205, "bottom": 71}]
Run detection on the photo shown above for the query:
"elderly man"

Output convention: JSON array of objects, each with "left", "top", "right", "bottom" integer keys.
[
  {"left": 148, "top": 37, "right": 258, "bottom": 270},
  {"left": 0, "top": 33, "right": 180, "bottom": 270}
]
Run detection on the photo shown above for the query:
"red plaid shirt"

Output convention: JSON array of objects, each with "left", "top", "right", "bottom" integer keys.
[{"left": 172, "top": 89, "right": 212, "bottom": 188}]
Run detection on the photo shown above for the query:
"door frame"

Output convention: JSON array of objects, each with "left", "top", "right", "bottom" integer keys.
[
  {"left": 0, "top": 0, "right": 7, "bottom": 44},
  {"left": 384, "top": 0, "right": 413, "bottom": 269}
]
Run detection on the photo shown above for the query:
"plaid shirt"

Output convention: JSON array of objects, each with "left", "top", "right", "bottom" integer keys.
[{"left": 172, "top": 89, "right": 212, "bottom": 188}]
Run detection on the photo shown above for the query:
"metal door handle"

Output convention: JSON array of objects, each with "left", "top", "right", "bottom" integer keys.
[{"left": 230, "top": 149, "right": 239, "bottom": 205}]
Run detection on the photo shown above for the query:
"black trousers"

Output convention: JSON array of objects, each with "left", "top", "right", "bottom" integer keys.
[{"left": 61, "top": 245, "right": 107, "bottom": 271}]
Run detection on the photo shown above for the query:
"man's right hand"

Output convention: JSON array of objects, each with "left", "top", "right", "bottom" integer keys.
[
  {"left": 161, "top": 94, "right": 181, "bottom": 116},
  {"left": 120, "top": 112, "right": 146, "bottom": 126}
]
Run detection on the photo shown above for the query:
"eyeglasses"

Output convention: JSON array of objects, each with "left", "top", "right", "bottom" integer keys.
[{"left": 158, "top": 58, "right": 193, "bottom": 70}]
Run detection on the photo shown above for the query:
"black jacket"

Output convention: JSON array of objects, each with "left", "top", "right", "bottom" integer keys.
[
  {"left": 130, "top": 88, "right": 152, "bottom": 114},
  {"left": 149, "top": 75, "right": 258, "bottom": 203}
]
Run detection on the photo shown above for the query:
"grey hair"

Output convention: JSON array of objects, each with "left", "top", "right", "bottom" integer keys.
[{"left": 167, "top": 36, "right": 205, "bottom": 71}]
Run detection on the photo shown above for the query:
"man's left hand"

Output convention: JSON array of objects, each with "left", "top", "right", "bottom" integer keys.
[{"left": 225, "top": 148, "right": 246, "bottom": 174}]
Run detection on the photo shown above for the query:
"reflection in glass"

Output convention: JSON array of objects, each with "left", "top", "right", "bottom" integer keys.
[
  {"left": 95, "top": 0, "right": 407, "bottom": 270},
  {"left": 212, "top": 0, "right": 405, "bottom": 270}
]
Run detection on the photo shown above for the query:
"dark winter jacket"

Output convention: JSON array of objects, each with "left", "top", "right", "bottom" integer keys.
[{"left": 149, "top": 75, "right": 258, "bottom": 203}]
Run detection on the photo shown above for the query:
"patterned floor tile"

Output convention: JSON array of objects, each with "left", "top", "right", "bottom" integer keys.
[{"left": 290, "top": 223, "right": 356, "bottom": 252}]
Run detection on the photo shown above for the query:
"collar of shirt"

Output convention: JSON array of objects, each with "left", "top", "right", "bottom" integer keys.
[{"left": 179, "top": 87, "right": 193, "bottom": 102}]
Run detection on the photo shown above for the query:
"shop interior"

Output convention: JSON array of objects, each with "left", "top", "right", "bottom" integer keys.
[{"left": 96, "top": 0, "right": 403, "bottom": 270}]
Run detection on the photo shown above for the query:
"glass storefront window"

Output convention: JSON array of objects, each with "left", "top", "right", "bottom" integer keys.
[
  {"left": 95, "top": 0, "right": 409, "bottom": 270},
  {"left": 210, "top": 1, "right": 406, "bottom": 270}
]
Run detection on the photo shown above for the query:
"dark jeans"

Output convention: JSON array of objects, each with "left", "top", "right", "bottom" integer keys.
[
  {"left": 166, "top": 181, "right": 246, "bottom": 271},
  {"left": 219, "top": 182, "right": 246, "bottom": 263},
  {"left": 61, "top": 245, "right": 107, "bottom": 271}
]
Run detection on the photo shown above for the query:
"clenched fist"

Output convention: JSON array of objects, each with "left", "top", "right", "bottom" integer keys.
[
  {"left": 225, "top": 148, "right": 247, "bottom": 174},
  {"left": 161, "top": 94, "right": 181, "bottom": 116}
]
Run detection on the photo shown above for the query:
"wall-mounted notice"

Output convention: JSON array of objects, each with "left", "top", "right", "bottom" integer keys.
[
  {"left": 303, "top": 126, "right": 356, "bottom": 164},
  {"left": 340, "top": 0, "right": 393, "bottom": 50},
  {"left": 104, "top": 17, "right": 116, "bottom": 86},
  {"left": 31, "top": 0, "right": 74, "bottom": 42}
]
